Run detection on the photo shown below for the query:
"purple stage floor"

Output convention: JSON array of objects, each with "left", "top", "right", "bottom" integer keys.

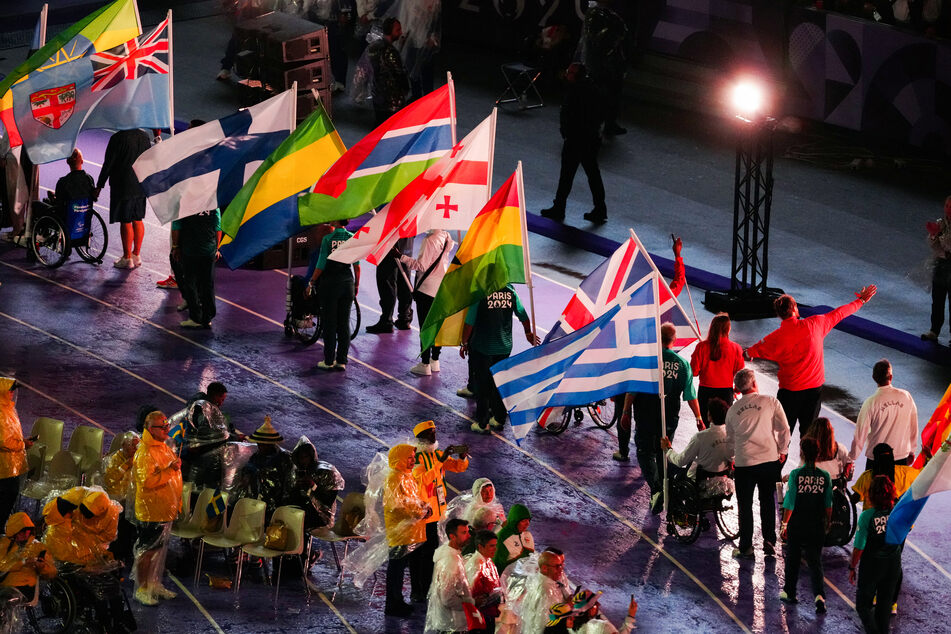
[{"left": 1, "top": 127, "right": 949, "bottom": 634}]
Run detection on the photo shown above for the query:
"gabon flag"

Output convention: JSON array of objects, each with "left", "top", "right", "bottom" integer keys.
[{"left": 419, "top": 165, "right": 527, "bottom": 352}]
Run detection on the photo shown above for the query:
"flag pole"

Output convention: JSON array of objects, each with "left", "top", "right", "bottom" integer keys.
[
  {"left": 628, "top": 228, "right": 702, "bottom": 341},
  {"left": 447, "top": 71, "right": 456, "bottom": 146},
  {"left": 287, "top": 84, "right": 298, "bottom": 292},
  {"left": 39, "top": 4, "right": 48, "bottom": 47},
  {"left": 517, "top": 161, "right": 537, "bottom": 341},
  {"left": 22, "top": 3, "right": 49, "bottom": 244},
  {"left": 653, "top": 271, "right": 669, "bottom": 516},
  {"left": 167, "top": 10, "right": 175, "bottom": 137}
]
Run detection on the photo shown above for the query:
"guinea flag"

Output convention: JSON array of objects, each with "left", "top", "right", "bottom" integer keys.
[
  {"left": 419, "top": 164, "right": 528, "bottom": 352},
  {"left": 219, "top": 99, "right": 346, "bottom": 269}
]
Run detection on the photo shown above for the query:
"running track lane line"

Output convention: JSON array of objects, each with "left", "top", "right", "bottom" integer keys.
[
  {"left": 15, "top": 378, "right": 114, "bottom": 436},
  {"left": 2, "top": 260, "right": 750, "bottom": 632},
  {"left": 0, "top": 312, "right": 359, "bottom": 634}
]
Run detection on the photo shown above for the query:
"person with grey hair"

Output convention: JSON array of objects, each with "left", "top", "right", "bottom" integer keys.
[
  {"left": 617, "top": 322, "right": 703, "bottom": 515},
  {"left": 850, "top": 359, "right": 918, "bottom": 470},
  {"left": 725, "top": 368, "right": 790, "bottom": 559}
]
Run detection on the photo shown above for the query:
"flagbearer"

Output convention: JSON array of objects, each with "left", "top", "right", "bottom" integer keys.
[
  {"left": 462, "top": 284, "right": 540, "bottom": 434},
  {"left": 402, "top": 229, "right": 456, "bottom": 375},
  {"left": 308, "top": 219, "right": 361, "bottom": 370},
  {"left": 616, "top": 322, "right": 703, "bottom": 515}
]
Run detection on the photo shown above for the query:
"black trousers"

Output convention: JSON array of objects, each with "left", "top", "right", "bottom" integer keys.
[
  {"left": 320, "top": 277, "right": 355, "bottom": 365},
  {"left": 633, "top": 412, "right": 678, "bottom": 496},
  {"left": 0, "top": 475, "right": 22, "bottom": 527},
  {"left": 471, "top": 350, "right": 509, "bottom": 426},
  {"left": 783, "top": 529, "right": 825, "bottom": 599},
  {"left": 554, "top": 136, "right": 605, "bottom": 211},
  {"left": 777, "top": 387, "right": 821, "bottom": 438},
  {"left": 375, "top": 249, "right": 413, "bottom": 325},
  {"left": 930, "top": 258, "right": 951, "bottom": 336},
  {"left": 855, "top": 550, "right": 902, "bottom": 634},
  {"left": 697, "top": 386, "right": 734, "bottom": 427},
  {"left": 409, "top": 522, "right": 439, "bottom": 600},
  {"left": 414, "top": 293, "right": 441, "bottom": 363},
  {"left": 735, "top": 460, "right": 780, "bottom": 551},
  {"left": 179, "top": 253, "right": 217, "bottom": 325},
  {"left": 385, "top": 546, "right": 422, "bottom": 608}
]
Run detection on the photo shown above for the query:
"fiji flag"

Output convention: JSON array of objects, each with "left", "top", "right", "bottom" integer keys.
[
  {"left": 886, "top": 438, "right": 951, "bottom": 545},
  {"left": 493, "top": 274, "right": 664, "bottom": 444},
  {"left": 133, "top": 89, "right": 295, "bottom": 224},
  {"left": 545, "top": 232, "right": 698, "bottom": 349}
]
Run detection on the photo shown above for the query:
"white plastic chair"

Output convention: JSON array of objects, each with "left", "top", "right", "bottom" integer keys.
[
  {"left": 67, "top": 425, "right": 104, "bottom": 482},
  {"left": 239, "top": 505, "right": 308, "bottom": 606},
  {"left": 195, "top": 498, "right": 265, "bottom": 587},
  {"left": 309, "top": 492, "right": 366, "bottom": 588},
  {"left": 21, "top": 450, "right": 80, "bottom": 511},
  {"left": 173, "top": 487, "right": 225, "bottom": 541}
]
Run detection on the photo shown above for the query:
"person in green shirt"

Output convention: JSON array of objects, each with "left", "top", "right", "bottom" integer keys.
[
  {"left": 780, "top": 436, "right": 833, "bottom": 613},
  {"left": 460, "top": 285, "right": 539, "bottom": 434},
  {"left": 618, "top": 322, "right": 703, "bottom": 514},
  {"left": 308, "top": 219, "right": 361, "bottom": 370},
  {"left": 172, "top": 209, "right": 221, "bottom": 329}
]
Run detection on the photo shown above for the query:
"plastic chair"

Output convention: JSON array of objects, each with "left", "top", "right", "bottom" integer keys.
[
  {"left": 30, "top": 418, "right": 64, "bottom": 463},
  {"left": 195, "top": 498, "right": 266, "bottom": 587},
  {"left": 309, "top": 492, "right": 366, "bottom": 588},
  {"left": 67, "top": 425, "right": 104, "bottom": 481},
  {"left": 239, "top": 505, "right": 308, "bottom": 606},
  {"left": 107, "top": 433, "right": 123, "bottom": 456},
  {"left": 172, "top": 487, "right": 223, "bottom": 540},
  {"left": 180, "top": 482, "right": 195, "bottom": 521},
  {"left": 25, "top": 443, "right": 46, "bottom": 480},
  {"left": 20, "top": 450, "right": 80, "bottom": 511}
]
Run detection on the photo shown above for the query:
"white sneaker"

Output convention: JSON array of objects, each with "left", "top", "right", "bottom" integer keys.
[
  {"left": 410, "top": 362, "right": 431, "bottom": 376},
  {"left": 132, "top": 254, "right": 142, "bottom": 267},
  {"left": 430, "top": 360, "right": 440, "bottom": 372},
  {"left": 180, "top": 319, "right": 204, "bottom": 329},
  {"left": 114, "top": 257, "right": 134, "bottom": 269},
  {"left": 152, "top": 585, "right": 177, "bottom": 600},
  {"left": 216, "top": 69, "right": 232, "bottom": 81}
]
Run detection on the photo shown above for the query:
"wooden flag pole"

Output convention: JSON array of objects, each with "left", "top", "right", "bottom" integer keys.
[{"left": 517, "top": 161, "right": 537, "bottom": 341}]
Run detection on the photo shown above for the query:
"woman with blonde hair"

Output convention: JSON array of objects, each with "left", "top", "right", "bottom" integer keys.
[{"left": 690, "top": 313, "right": 744, "bottom": 426}]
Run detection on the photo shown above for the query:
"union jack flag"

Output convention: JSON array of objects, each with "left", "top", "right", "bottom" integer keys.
[
  {"left": 544, "top": 233, "right": 699, "bottom": 349},
  {"left": 91, "top": 17, "right": 169, "bottom": 93}
]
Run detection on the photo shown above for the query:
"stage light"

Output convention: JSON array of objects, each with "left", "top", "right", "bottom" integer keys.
[{"left": 730, "top": 79, "right": 766, "bottom": 121}]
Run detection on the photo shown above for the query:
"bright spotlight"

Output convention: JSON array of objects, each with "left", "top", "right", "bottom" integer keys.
[{"left": 730, "top": 79, "right": 766, "bottom": 121}]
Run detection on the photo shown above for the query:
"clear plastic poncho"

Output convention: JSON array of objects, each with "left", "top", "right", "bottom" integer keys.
[
  {"left": 424, "top": 543, "right": 472, "bottom": 633},
  {"left": 349, "top": 26, "right": 383, "bottom": 105},
  {"left": 443, "top": 477, "right": 505, "bottom": 539},
  {"left": 174, "top": 399, "right": 231, "bottom": 488},
  {"left": 289, "top": 435, "right": 346, "bottom": 530},
  {"left": 342, "top": 451, "right": 388, "bottom": 588},
  {"left": 0, "top": 587, "right": 24, "bottom": 634}
]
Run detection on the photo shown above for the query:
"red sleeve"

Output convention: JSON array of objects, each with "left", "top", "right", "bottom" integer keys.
[
  {"left": 668, "top": 255, "right": 685, "bottom": 297},
  {"left": 732, "top": 341, "right": 746, "bottom": 375},
  {"left": 746, "top": 331, "right": 777, "bottom": 361},
  {"left": 812, "top": 299, "right": 863, "bottom": 336},
  {"left": 690, "top": 342, "right": 705, "bottom": 377}
]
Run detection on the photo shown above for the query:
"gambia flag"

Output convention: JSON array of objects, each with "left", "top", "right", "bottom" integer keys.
[
  {"left": 297, "top": 82, "right": 454, "bottom": 226},
  {"left": 0, "top": 0, "right": 141, "bottom": 151},
  {"left": 219, "top": 98, "right": 346, "bottom": 269},
  {"left": 419, "top": 164, "right": 527, "bottom": 352}
]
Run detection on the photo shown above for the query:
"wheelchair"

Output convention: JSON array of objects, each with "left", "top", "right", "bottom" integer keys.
[
  {"left": 542, "top": 395, "right": 621, "bottom": 435},
  {"left": 283, "top": 274, "right": 361, "bottom": 345},
  {"left": 666, "top": 469, "right": 740, "bottom": 545},
  {"left": 824, "top": 476, "right": 858, "bottom": 547},
  {"left": 26, "top": 564, "right": 135, "bottom": 634},
  {"left": 29, "top": 198, "right": 108, "bottom": 269}
]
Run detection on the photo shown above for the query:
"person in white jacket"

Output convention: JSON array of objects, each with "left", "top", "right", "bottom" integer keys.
[
  {"left": 401, "top": 228, "right": 455, "bottom": 376},
  {"left": 425, "top": 518, "right": 477, "bottom": 633},
  {"left": 850, "top": 359, "right": 918, "bottom": 470}
]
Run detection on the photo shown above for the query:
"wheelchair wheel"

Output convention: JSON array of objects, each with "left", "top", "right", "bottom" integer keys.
[
  {"left": 296, "top": 313, "right": 321, "bottom": 345},
  {"left": 713, "top": 495, "right": 740, "bottom": 541},
  {"left": 27, "top": 577, "right": 76, "bottom": 634},
  {"left": 31, "top": 215, "right": 70, "bottom": 268},
  {"left": 588, "top": 395, "right": 619, "bottom": 429},
  {"left": 75, "top": 210, "right": 108, "bottom": 264},
  {"left": 666, "top": 476, "right": 702, "bottom": 544},
  {"left": 825, "top": 485, "right": 858, "bottom": 547},
  {"left": 544, "top": 408, "right": 572, "bottom": 435},
  {"left": 349, "top": 300, "right": 361, "bottom": 341}
]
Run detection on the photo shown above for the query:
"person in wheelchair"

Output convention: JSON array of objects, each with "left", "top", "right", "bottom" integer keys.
[
  {"left": 50, "top": 149, "right": 97, "bottom": 219},
  {"left": 0, "top": 511, "right": 56, "bottom": 600},
  {"left": 660, "top": 397, "right": 735, "bottom": 500}
]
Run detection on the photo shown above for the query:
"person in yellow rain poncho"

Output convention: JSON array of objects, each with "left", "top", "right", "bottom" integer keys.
[
  {"left": 384, "top": 443, "right": 431, "bottom": 618},
  {"left": 99, "top": 432, "right": 139, "bottom": 565},
  {"left": 132, "top": 411, "right": 182, "bottom": 607},
  {"left": 74, "top": 490, "right": 121, "bottom": 565},
  {"left": 0, "top": 512, "right": 56, "bottom": 599},
  {"left": 40, "top": 488, "right": 88, "bottom": 565},
  {"left": 0, "top": 378, "right": 29, "bottom": 526}
]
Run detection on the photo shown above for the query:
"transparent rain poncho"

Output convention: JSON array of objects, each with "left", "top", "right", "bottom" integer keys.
[
  {"left": 442, "top": 477, "right": 505, "bottom": 541},
  {"left": 344, "top": 445, "right": 429, "bottom": 588},
  {"left": 424, "top": 543, "right": 472, "bottom": 633},
  {"left": 173, "top": 399, "right": 231, "bottom": 489},
  {"left": 288, "top": 435, "right": 345, "bottom": 530},
  {"left": 0, "top": 587, "right": 24, "bottom": 634}
]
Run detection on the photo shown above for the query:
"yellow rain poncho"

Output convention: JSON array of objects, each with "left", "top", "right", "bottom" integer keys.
[
  {"left": 0, "top": 378, "right": 26, "bottom": 480},
  {"left": 0, "top": 512, "right": 55, "bottom": 589},
  {"left": 384, "top": 444, "right": 430, "bottom": 548},
  {"left": 133, "top": 429, "right": 182, "bottom": 523}
]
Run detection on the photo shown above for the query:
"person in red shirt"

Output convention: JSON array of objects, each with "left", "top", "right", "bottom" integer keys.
[
  {"left": 745, "top": 285, "right": 877, "bottom": 437},
  {"left": 690, "top": 313, "right": 744, "bottom": 426}
]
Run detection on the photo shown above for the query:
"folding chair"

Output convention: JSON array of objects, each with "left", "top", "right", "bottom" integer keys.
[
  {"left": 495, "top": 62, "right": 544, "bottom": 110},
  {"left": 239, "top": 505, "right": 308, "bottom": 606}
]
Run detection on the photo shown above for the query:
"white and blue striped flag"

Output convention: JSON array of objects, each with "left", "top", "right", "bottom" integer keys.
[
  {"left": 493, "top": 273, "right": 664, "bottom": 444},
  {"left": 133, "top": 88, "right": 296, "bottom": 224}
]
